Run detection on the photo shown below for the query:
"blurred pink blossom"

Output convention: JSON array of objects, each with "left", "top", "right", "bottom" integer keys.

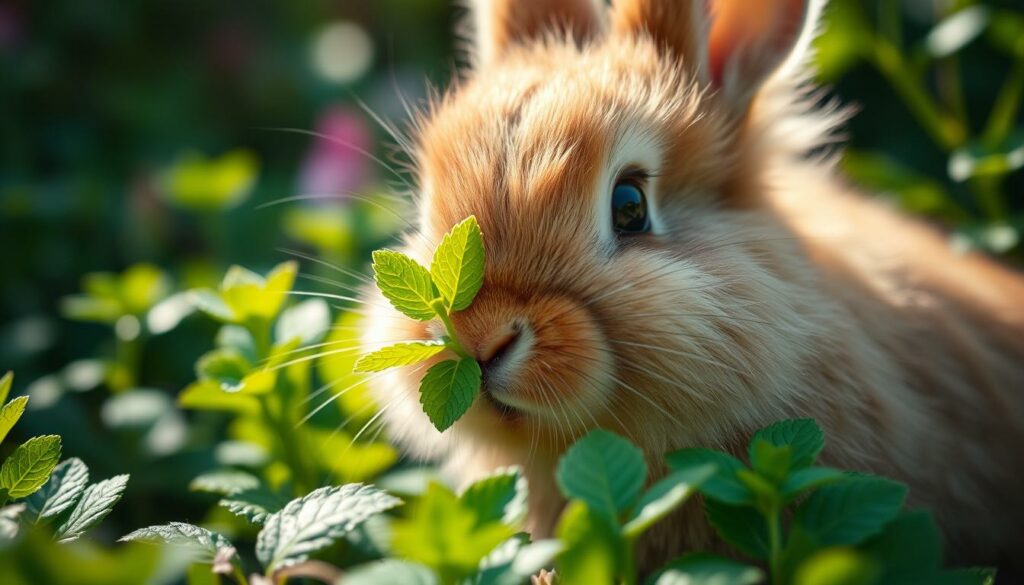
[{"left": 298, "top": 107, "right": 373, "bottom": 199}]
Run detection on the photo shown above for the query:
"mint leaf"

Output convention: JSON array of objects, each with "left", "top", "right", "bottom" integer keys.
[
  {"left": 648, "top": 553, "right": 764, "bottom": 585},
  {"left": 344, "top": 560, "right": 439, "bottom": 585},
  {"left": 781, "top": 467, "right": 847, "bottom": 501},
  {"left": 0, "top": 372, "right": 12, "bottom": 407},
  {"left": 121, "top": 522, "right": 236, "bottom": 563},
  {"left": 623, "top": 465, "right": 715, "bottom": 539},
  {"left": 255, "top": 483, "right": 401, "bottom": 571},
  {"left": 219, "top": 487, "right": 289, "bottom": 524},
  {"left": 749, "top": 439, "right": 792, "bottom": 485},
  {"left": 372, "top": 250, "right": 438, "bottom": 320},
  {"left": 460, "top": 467, "right": 528, "bottom": 527},
  {"left": 26, "top": 457, "right": 89, "bottom": 520},
  {"left": 0, "top": 503, "right": 25, "bottom": 542},
  {"left": 794, "top": 476, "right": 907, "bottom": 546},
  {"left": 750, "top": 419, "right": 824, "bottom": 469},
  {"left": 705, "top": 500, "right": 770, "bottom": 560},
  {"left": 556, "top": 429, "right": 647, "bottom": 522},
  {"left": 355, "top": 341, "right": 448, "bottom": 373},
  {"left": 667, "top": 448, "right": 752, "bottom": 505},
  {"left": 556, "top": 501, "right": 620, "bottom": 585},
  {"left": 430, "top": 216, "right": 485, "bottom": 311},
  {"left": 419, "top": 358, "right": 481, "bottom": 432},
  {"left": 0, "top": 396, "right": 28, "bottom": 445},
  {"left": 189, "top": 469, "right": 262, "bottom": 495},
  {"left": 0, "top": 435, "right": 62, "bottom": 500},
  {"left": 55, "top": 474, "right": 130, "bottom": 542}
]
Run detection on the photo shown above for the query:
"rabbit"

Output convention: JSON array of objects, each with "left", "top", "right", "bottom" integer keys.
[{"left": 361, "top": 0, "right": 1024, "bottom": 571}]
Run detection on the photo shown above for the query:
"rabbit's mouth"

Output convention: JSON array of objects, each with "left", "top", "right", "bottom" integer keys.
[{"left": 480, "top": 383, "right": 524, "bottom": 421}]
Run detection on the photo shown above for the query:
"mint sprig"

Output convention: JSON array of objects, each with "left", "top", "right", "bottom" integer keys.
[{"left": 359, "top": 216, "right": 485, "bottom": 432}]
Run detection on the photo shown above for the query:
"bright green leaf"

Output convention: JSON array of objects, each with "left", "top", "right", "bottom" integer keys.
[
  {"left": 667, "top": 448, "right": 752, "bottom": 506},
  {"left": 255, "top": 483, "right": 401, "bottom": 571},
  {"left": 163, "top": 149, "right": 258, "bottom": 211},
  {"left": 794, "top": 476, "right": 907, "bottom": 547},
  {"left": 793, "top": 548, "right": 880, "bottom": 585},
  {"left": 26, "top": 457, "right": 89, "bottom": 520},
  {"left": 55, "top": 474, "right": 130, "bottom": 542},
  {"left": 355, "top": 341, "right": 448, "bottom": 373},
  {"left": 419, "top": 358, "right": 481, "bottom": 432},
  {"left": 195, "top": 348, "right": 252, "bottom": 392},
  {"left": 647, "top": 553, "right": 764, "bottom": 585},
  {"left": 750, "top": 419, "right": 824, "bottom": 469},
  {"left": 372, "top": 250, "right": 438, "bottom": 320},
  {"left": 430, "top": 216, "right": 485, "bottom": 311},
  {"left": 557, "top": 429, "right": 647, "bottom": 523},
  {"left": 556, "top": 501, "right": 620, "bottom": 585},
  {"left": 0, "top": 371, "right": 12, "bottom": 406},
  {"left": 460, "top": 467, "right": 528, "bottom": 527},
  {"left": 392, "top": 482, "right": 514, "bottom": 583},
  {"left": 344, "top": 560, "right": 439, "bottom": 585},
  {"left": 189, "top": 289, "right": 235, "bottom": 322},
  {"left": 178, "top": 380, "right": 260, "bottom": 415},
  {"left": 623, "top": 464, "right": 715, "bottom": 539},
  {"left": 275, "top": 298, "right": 330, "bottom": 345},
  {"left": 0, "top": 435, "right": 62, "bottom": 500},
  {"left": 749, "top": 439, "right": 792, "bottom": 485},
  {"left": 0, "top": 396, "right": 29, "bottom": 445}
]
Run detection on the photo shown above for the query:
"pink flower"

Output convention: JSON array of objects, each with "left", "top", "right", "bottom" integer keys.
[{"left": 297, "top": 107, "right": 373, "bottom": 199}]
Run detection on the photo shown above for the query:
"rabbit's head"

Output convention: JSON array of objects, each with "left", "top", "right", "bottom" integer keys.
[{"left": 365, "top": 0, "right": 837, "bottom": 461}]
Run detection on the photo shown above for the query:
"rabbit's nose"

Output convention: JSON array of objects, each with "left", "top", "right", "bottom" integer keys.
[{"left": 478, "top": 321, "right": 530, "bottom": 381}]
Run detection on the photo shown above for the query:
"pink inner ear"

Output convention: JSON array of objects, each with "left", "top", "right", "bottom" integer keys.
[{"left": 707, "top": 0, "right": 805, "bottom": 87}]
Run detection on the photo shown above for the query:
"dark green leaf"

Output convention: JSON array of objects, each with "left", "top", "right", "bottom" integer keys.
[
  {"left": 705, "top": 500, "right": 770, "bottom": 560},
  {"left": 647, "top": 553, "right": 764, "bottom": 585},
  {"left": 795, "top": 476, "right": 907, "bottom": 546},
  {"left": 557, "top": 429, "right": 648, "bottom": 522},
  {"left": 419, "top": 358, "right": 481, "bottom": 432},
  {"left": 667, "top": 448, "right": 751, "bottom": 505},
  {"left": 750, "top": 419, "right": 824, "bottom": 469}
]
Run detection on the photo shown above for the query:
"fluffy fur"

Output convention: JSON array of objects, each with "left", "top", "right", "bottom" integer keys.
[{"left": 361, "top": 0, "right": 1024, "bottom": 570}]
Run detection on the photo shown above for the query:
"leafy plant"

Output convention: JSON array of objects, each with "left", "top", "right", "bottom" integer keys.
[
  {"left": 0, "top": 373, "right": 130, "bottom": 546},
  {"left": 355, "top": 216, "right": 486, "bottom": 431}
]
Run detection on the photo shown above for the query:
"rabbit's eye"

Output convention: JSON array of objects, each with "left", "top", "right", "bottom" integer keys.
[{"left": 611, "top": 181, "right": 650, "bottom": 234}]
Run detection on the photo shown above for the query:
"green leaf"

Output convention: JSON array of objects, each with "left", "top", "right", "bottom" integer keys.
[
  {"left": 189, "top": 469, "right": 262, "bottom": 495},
  {"left": 666, "top": 448, "right": 751, "bottom": 505},
  {"left": 623, "top": 465, "right": 715, "bottom": 539},
  {"left": 0, "top": 435, "right": 62, "bottom": 500},
  {"left": 430, "top": 215, "right": 485, "bottom": 311},
  {"left": 460, "top": 467, "right": 528, "bottom": 527},
  {"left": 195, "top": 348, "right": 252, "bottom": 392},
  {"left": 419, "top": 358, "right": 481, "bottom": 432},
  {"left": 781, "top": 468, "right": 847, "bottom": 501},
  {"left": 0, "top": 371, "right": 12, "bottom": 406},
  {"left": 275, "top": 298, "right": 330, "bottom": 345},
  {"left": 556, "top": 429, "right": 648, "bottom": 522},
  {"left": 344, "top": 560, "right": 439, "bottom": 585},
  {"left": 355, "top": 341, "right": 448, "bottom": 373},
  {"left": 255, "top": 483, "right": 401, "bottom": 571},
  {"left": 474, "top": 536, "right": 564, "bottom": 585},
  {"left": 190, "top": 289, "right": 235, "bottom": 322},
  {"left": 750, "top": 419, "right": 824, "bottom": 469},
  {"left": 646, "top": 553, "right": 764, "bottom": 585},
  {"left": 218, "top": 487, "right": 288, "bottom": 524},
  {"left": 55, "top": 474, "right": 130, "bottom": 542},
  {"left": 26, "top": 457, "right": 89, "bottom": 520},
  {"left": 372, "top": 250, "right": 438, "bottom": 320},
  {"left": 0, "top": 503, "right": 25, "bottom": 543},
  {"left": 392, "top": 482, "right": 514, "bottom": 582},
  {"left": 749, "top": 439, "right": 792, "bottom": 485},
  {"left": 556, "top": 501, "right": 620, "bottom": 585},
  {"left": 0, "top": 396, "right": 29, "bottom": 445},
  {"left": 924, "top": 6, "right": 990, "bottom": 58},
  {"left": 862, "top": 511, "right": 944, "bottom": 584},
  {"left": 793, "top": 548, "right": 880, "bottom": 585},
  {"left": 120, "top": 522, "right": 236, "bottom": 564},
  {"left": 163, "top": 149, "right": 258, "bottom": 211},
  {"left": 705, "top": 500, "right": 770, "bottom": 560},
  {"left": 794, "top": 476, "right": 907, "bottom": 547},
  {"left": 178, "top": 380, "right": 260, "bottom": 415}
]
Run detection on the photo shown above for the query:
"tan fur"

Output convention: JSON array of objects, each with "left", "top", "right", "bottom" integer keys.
[{"left": 362, "top": 0, "right": 1024, "bottom": 570}]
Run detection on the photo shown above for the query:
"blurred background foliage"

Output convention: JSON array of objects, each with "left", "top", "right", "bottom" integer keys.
[{"left": 0, "top": 0, "right": 1021, "bottom": 583}]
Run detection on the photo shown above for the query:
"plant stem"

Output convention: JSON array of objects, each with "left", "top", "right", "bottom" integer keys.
[
  {"left": 981, "top": 54, "right": 1024, "bottom": 148},
  {"left": 871, "top": 40, "right": 966, "bottom": 151},
  {"left": 621, "top": 536, "right": 638, "bottom": 585},
  {"left": 431, "top": 300, "right": 470, "bottom": 359},
  {"left": 768, "top": 504, "right": 783, "bottom": 585}
]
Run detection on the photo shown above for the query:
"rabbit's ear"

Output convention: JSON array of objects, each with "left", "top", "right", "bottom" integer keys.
[
  {"left": 611, "top": 0, "right": 818, "bottom": 110},
  {"left": 467, "top": 0, "right": 603, "bottom": 67}
]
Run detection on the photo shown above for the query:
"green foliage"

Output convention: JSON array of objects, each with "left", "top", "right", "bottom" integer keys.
[{"left": 359, "top": 216, "right": 488, "bottom": 432}]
